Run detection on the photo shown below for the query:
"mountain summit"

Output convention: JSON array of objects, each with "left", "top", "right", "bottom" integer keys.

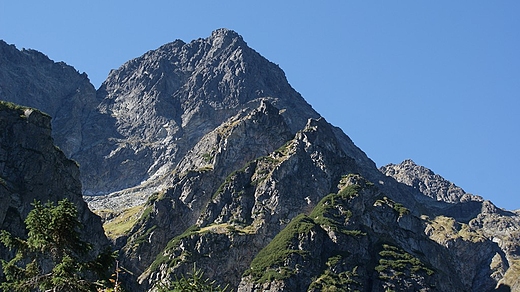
[
  {"left": 86, "top": 28, "right": 324, "bottom": 195},
  {"left": 1, "top": 29, "right": 519, "bottom": 291}
]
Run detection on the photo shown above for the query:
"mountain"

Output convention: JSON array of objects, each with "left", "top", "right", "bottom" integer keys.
[
  {"left": 83, "top": 28, "right": 322, "bottom": 197},
  {"left": 0, "top": 40, "right": 98, "bottom": 159},
  {"left": 1, "top": 29, "right": 519, "bottom": 291}
]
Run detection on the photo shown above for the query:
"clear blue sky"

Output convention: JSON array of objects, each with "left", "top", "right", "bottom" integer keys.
[{"left": 1, "top": 1, "right": 519, "bottom": 209}]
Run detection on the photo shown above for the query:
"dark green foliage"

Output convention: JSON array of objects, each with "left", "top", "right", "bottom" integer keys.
[
  {"left": 0, "top": 100, "right": 50, "bottom": 118},
  {"left": 0, "top": 100, "right": 28, "bottom": 112},
  {"left": 0, "top": 199, "right": 115, "bottom": 292},
  {"left": 308, "top": 253, "right": 362, "bottom": 292},
  {"left": 149, "top": 225, "right": 201, "bottom": 272},
  {"left": 157, "top": 264, "right": 228, "bottom": 292},
  {"left": 375, "top": 244, "right": 434, "bottom": 280},
  {"left": 202, "top": 152, "right": 213, "bottom": 163},
  {"left": 310, "top": 184, "right": 361, "bottom": 234},
  {"left": 132, "top": 225, "right": 157, "bottom": 247},
  {"left": 244, "top": 180, "right": 368, "bottom": 285},
  {"left": 244, "top": 214, "right": 315, "bottom": 283},
  {"left": 374, "top": 244, "right": 436, "bottom": 291},
  {"left": 392, "top": 203, "right": 409, "bottom": 217},
  {"left": 336, "top": 184, "right": 361, "bottom": 199},
  {"left": 273, "top": 140, "right": 294, "bottom": 157},
  {"left": 374, "top": 197, "right": 409, "bottom": 217},
  {"left": 164, "top": 225, "right": 202, "bottom": 251}
]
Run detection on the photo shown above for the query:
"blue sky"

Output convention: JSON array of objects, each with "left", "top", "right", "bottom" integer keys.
[{"left": 1, "top": 1, "right": 519, "bottom": 209}]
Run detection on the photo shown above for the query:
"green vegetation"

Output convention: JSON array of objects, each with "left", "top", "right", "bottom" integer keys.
[
  {"left": 374, "top": 197, "right": 409, "bottom": 217},
  {"left": 309, "top": 268, "right": 360, "bottom": 291},
  {"left": 202, "top": 152, "right": 213, "bottom": 163},
  {"left": 147, "top": 191, "right": 167, "bottom": 204},
  {"left": 164, "top": 225, "right": 201, "bottom": 250},
  {"left": 244, "top": 214, "right": 315, "bottom": 283},
  {"left": 132, "top": 225, "right": 157, "bottom": 247},
  {"left": 250, "top": 157, "right": 276, "bottom": 186},
  {"left": 232, "top": 176, "right": 368, "bottom": 286},
  {"left": 274, "top": 139, "right": 295, "bottom": 157},
  {"left": 213, "top": 160, "right": 255, "bottom": 199},
  {"left": 0, "top": 100, "right": 28, "bottom": 112},
  {"left": 197, "top": 223, "right": 230, "bottom": 234},
  {"left": 426, "top": 215, "right": 484, "bottom": 243},
  {"left": 216, "top": 119, "right": 242, "bottom": 137},
  {"left": 308, "top": 253, "right": 362, "bottom": 292},
  {"left": 341, "top": 229, "right": 366, "bottom": 237},
  {"left": 157, "top": 264, "right": 228, "bottom": 292},
  {"left": 197, "top": 222, "right": 258, "bottom": 235},
  {"left": 310, "top": 184, "right": 362, "bottom": 235},
  {"left": 0, "top": 100, "right": 50, "bottom": 118},
  {"left": 197, "top": 165, "right": 214, "bottom": 172},
  {"left": 213, "top": 140, "right": 297, "bottom": 196},
  {"left": 149, "top": 225, "right": 201, "bottom": 273},
  {"left": 375, "top": 244, "right": 434, "bottom": 280},
  {"left": 102, "top": 204, "right": 145, "bottom": 239},
  {"left": 140, "top": 205, "right": 153, "bottom": 222},
  {"left": 337, "top": 184, "right": 362, "bottom": 199},
  {"left": 0, "top": 199, "right": 116, "bottom": 292}
]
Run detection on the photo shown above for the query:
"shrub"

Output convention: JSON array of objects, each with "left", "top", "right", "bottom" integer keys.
[{"left": 0, "top": 199, "right": 116, "bottom": 292}]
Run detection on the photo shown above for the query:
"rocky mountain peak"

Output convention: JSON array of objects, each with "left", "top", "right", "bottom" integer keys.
[
  {"left": 78, "top": 29, "right": 321, "bottom": 195},
  {"left": 380, "top": 159, "right": 483, "bottom": 204},
  {"left": 207, "top": 28, "right": 245, "bottom": 52}
]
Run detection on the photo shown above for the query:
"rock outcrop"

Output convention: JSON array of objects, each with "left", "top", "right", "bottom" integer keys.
[
  {"left": 0, "top": 101, "right": 110, "bottom": 263},
  {"left": 380, "top": 159, "right": 483, "bottom": 203}
]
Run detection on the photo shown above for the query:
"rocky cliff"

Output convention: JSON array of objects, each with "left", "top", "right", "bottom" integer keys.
[
  {"left": 380, "top": 159, "right": 483, "bottom": 204},
  {"left": 2, "top": 29, "right": 519, "bottom": 291},
  {"left": 0, "top": 101, "right": 110, "bottom": 266}
]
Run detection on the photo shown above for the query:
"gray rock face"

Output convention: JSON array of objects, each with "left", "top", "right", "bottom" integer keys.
[
  {"left": 118, "top": 100, "right": 296, "bottom": 285},
  {"left": 0, "top": 40, "right": 99, "bottom": 158},
  {"left": 382, "top": 159, "right": 520, "bottom": 291},
  {"left": 0, "top": 101, "right": 109, "bottom": 261},
  {"left": 83, "top": 28, "right": 323, "bottom": 195},
  {"left": 380, "top": 159, "right": 483, "bottom": 203}
]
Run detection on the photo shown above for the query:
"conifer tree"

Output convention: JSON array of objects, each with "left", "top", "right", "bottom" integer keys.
[{"left": 0, "top": 199, "right": 114, "bottom": 292}]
